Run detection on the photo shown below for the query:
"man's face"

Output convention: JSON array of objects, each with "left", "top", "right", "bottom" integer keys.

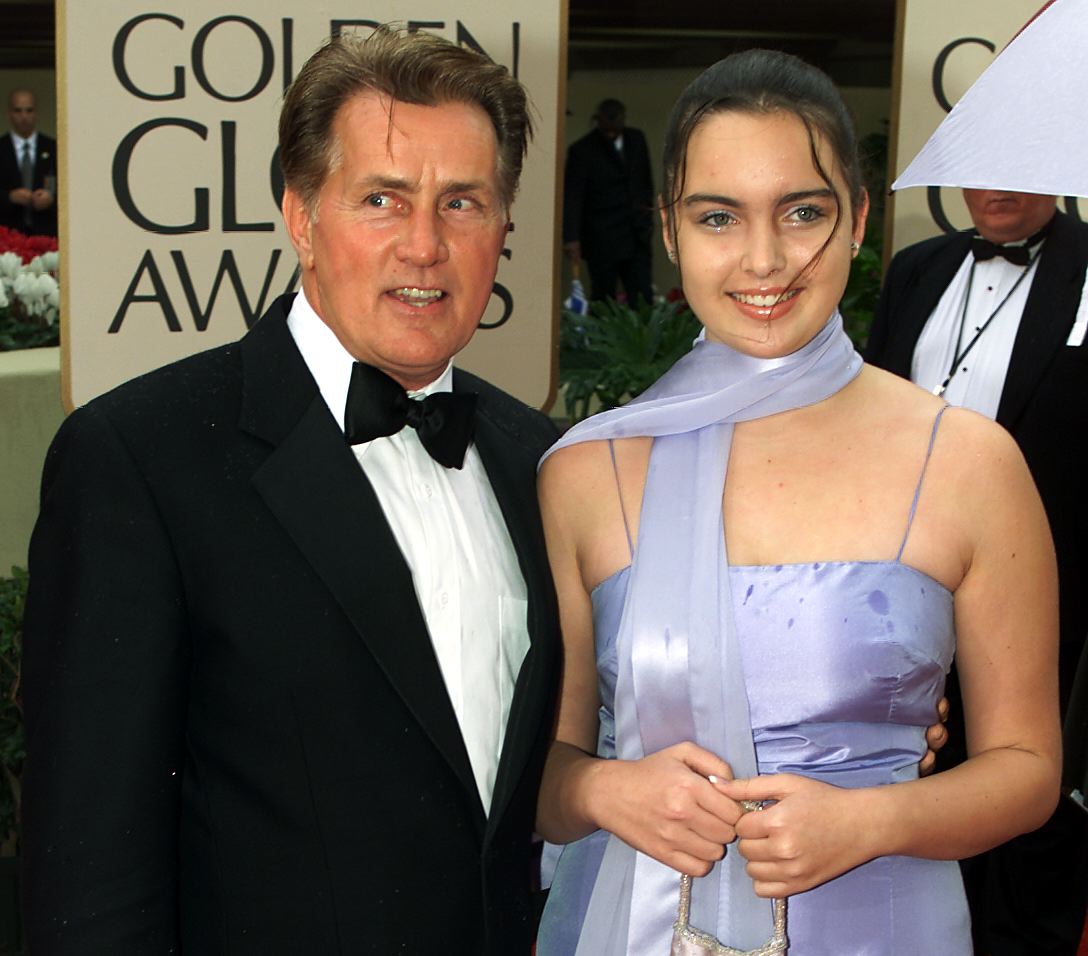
[
  {"left": 596, "top": 112, "right": 625, "bottom": 142},
  {"left": 962, "top": 189, "right": 1057, "bottom": 245},
  {"left": 8, "top": 91, "right": 36, "bottom": 139},
  {"left": 282, "top": 92, "right": 509, "bottom": 391}
]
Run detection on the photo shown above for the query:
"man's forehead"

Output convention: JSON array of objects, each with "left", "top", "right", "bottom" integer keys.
[{"left": 333, "top": 91, "right": 500, "bottom": 179}]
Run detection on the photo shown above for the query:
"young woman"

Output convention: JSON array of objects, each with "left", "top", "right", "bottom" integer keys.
[{"left": 535, "top": 51, "right": 1060, "bottom": 955}]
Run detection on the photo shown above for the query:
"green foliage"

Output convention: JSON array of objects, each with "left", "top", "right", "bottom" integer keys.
[
  {"left": 559, "top": 297, "right": 701, "bottom": 423},
  {"left": 0, "top": 568, "right": 25, "bottom": 857},
  {"left": 0, "top": 311, "right": 58, "bottom": 352},
  {"left": 841, "top": 238, "right": 883, "bottom": 350}
]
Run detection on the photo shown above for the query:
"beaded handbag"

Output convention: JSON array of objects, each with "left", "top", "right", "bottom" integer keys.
[
  {"left": 670, "top": 800, "right": 788, "bottom": 956},
  {"left": 670, "top": 875, "right": 787, "bottom": 956}
]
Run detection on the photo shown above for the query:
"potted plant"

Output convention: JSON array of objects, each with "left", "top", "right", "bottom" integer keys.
[
  {"left": 0, "top": 566, "right": 26, "bottom": 953},
  {"left": 559, "top": 295, "right": 701, "bottom": 423},
  {"left": 0, "top": 227, "right": 59, "bottom": 351}
]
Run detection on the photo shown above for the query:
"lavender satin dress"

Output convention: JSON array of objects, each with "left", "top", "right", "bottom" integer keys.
[{"left": 539, "top": 408, "right": 972, "bottom": 954}]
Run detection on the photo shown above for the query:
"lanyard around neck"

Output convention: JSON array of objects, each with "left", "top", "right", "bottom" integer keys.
[{"left": 933, "top": 246, "right": 1042, "bottom": 398}]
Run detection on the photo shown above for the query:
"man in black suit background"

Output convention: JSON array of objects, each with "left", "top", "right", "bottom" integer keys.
[
  {"left": 867, "top": 188, "right": 1088, "bottom": 956},
  {"left": 562, "top": 98, "right": 655, "bottom": 306},
  {"left": 22, "top": 28, "right": 558, "bottom": 954},
  {"left": 0, "top": 88, "right": 56, "bottom": 236}
]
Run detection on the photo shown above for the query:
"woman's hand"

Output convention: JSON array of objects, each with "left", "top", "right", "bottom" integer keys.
[
  {"left": 718, "top": 774, "right": 872, "bottom": 897},
  {"left": 591, "top": 742, "right": 745, "bottom": 876}
]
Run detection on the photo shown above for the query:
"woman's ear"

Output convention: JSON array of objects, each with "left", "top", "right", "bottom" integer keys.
[
  {"left": 851, "top": 188, "right": 870, "bottom": 250},
  {"left": 660, "top": 200, "right": 677, "bottom": 265}
]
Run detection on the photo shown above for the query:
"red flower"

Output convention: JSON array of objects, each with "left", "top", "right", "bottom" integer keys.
[{"left": 0, "top": 227, "right": 58, "bottom": 264}]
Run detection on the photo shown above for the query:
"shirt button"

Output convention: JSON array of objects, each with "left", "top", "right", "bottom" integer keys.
[
  {"left": 441, "top": 592, "right": 449, "bottom": 607},
  {"left": 424, "top": 484, "right": 434, "bottom": 498}
]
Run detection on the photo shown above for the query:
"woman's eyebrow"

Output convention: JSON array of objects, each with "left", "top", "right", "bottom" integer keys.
[{"left": 683, "top": 187, "right": 835, "bottom": 208}]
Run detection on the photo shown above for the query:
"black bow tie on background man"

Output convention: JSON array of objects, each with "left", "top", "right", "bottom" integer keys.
[
  {"left": 970, "top": 222, "right": 1051, "bottom": 267},
  {"left": 343, "top": 362, "right": 477, "bottom": 469}
]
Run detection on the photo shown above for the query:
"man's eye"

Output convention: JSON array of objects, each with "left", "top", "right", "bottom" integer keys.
[
  {"left": 447, "top": 197, "right": 476, "bottom": 211},
  {"left": 365, "top": 193, "right": 392, "bottom": 208}
]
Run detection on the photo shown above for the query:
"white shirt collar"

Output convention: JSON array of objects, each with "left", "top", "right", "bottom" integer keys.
[
  {"left": 286, "top": 289, "right": 454, "bottom": 434},
  {"left": 10, "top": 130, "right": 37, "bottom": 153}
]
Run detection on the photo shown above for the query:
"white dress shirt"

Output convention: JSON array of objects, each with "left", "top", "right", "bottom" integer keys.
[
  {"left": 287, "top": 291, "right": 530, "bottom": 812},
  {"left": 912, "top": 248, "right": 1039, "bottom": 419},
  {"left": 10, "top": 130, "right": 37, "bottom": 162}
]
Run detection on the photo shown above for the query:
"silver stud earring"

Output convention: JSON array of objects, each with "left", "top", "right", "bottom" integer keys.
[
  {"left": 850, "top": 241, "right": 859, "bottom": 253},
  {"left": 667, "top": 249, "right": 677, "bottom": 263}
]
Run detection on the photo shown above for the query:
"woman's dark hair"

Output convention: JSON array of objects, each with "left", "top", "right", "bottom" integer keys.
[{"left": 661, "top": 49, "right": 865, "bottom": 255}]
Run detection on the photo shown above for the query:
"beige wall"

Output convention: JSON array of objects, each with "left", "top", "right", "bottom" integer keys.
[
  {"left": 58, "top": 3, "right": 564, "bottom": 411},
  {"left": 0, "top": 349, "right": 64, "bottom": 572}
]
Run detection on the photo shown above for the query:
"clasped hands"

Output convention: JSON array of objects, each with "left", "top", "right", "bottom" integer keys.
[
  {"left": 8, "top": 187, "right": 54, "bottom": 211},
  {"left": 595, "top": 736, "right": 918, "bottom": 898}
]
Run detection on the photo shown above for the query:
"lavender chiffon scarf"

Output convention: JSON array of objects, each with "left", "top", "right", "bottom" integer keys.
[{"left": 541, "top": 313, "right": 863, "bottom": 955}]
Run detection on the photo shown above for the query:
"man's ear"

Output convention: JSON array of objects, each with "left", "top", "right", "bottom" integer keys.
[{"left": 282, "top": 187, "right": 314, "bottom": 271}]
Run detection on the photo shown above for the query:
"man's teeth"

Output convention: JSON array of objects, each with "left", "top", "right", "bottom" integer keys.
[
  {"left": 392, "top": 288, "right": 444, "bottom": 307},
  {"left": 731, "top": 290, "right": 799, "bottom": 307}
]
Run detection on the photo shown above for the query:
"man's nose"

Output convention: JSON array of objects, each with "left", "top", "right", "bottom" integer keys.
[{"left": 395, "top": 209, "right": 450, "bottom": 267}]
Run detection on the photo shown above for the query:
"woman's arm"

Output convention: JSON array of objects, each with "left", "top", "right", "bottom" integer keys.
[
  {"left": 723, "top": 414, "right": 1061, "bottom": 897},
  {"left": 535, "top": 443, "right": 745, "bottom": 876}
]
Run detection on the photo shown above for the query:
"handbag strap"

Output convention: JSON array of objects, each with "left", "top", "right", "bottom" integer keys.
[{"left": 673, "top": 801, "right": 789, "bottom": 956}]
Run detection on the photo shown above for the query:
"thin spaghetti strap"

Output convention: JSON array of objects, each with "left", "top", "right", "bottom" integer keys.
[
  {"left": 608, "top": 439, "right": 635, "bottom": 561},
  {"left": 896, "top": 404, "right": 950, "bottom": 561}
]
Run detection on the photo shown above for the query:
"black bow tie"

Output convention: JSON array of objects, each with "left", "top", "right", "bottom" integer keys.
[
  {"left": 343, "top": 362, "right": 476, "bottom": 469},
  {"left": 970, "top": 236, "right": 1032, "bottom": 266}
]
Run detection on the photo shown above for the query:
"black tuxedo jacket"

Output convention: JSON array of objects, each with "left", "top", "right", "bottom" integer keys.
[
  {"left": 21, "top": 295, "right": 560, "bottom": 954},
  {"left": 562, "top": 126, "right": 654, "bottom": 264},
  {"left": 866, "top": 211, "right": 1088, "bottom": 773},
  {"left": 0, "top": 131, "right": 57, "bottom": 236}
]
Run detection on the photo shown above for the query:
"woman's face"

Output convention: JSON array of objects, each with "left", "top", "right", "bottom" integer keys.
[{"left": 664, "top": 109, "right": 867, "bottom": 358}]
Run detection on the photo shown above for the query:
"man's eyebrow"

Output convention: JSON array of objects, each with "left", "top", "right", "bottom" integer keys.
[{"left": 352, "top": 176, "right": 491, "bottom": 195}]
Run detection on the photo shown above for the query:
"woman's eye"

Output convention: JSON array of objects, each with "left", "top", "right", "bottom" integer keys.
[
  {"left": 699, "top": 211, "right": 734, "bottom": 229},
  {"left": 790, "top": 205, "right": 824, "bottom": 223}
]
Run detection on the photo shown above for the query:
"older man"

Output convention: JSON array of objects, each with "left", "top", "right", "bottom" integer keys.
[
  {"left": 21, "top": 29, "right": 558, "bottom": 954},
  {"left": 867, "top": 189, "right": 1088, "bottom": 956}
]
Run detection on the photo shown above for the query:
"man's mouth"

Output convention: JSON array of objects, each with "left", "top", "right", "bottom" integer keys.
[
  {"left": 729, "top": 289, "right": 800, "bottom": 308},
  {"left": 390, "top": 287, "right": 445, "bottom": 308}
]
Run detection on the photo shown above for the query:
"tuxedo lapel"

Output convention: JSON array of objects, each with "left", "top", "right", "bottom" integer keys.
[
  {"left": 457, "top": 371, "right": 557, "bottom": 832},
  {"left": 997, "top": 212, "right": 1088, "bottom": 429},
  {"left": 239, "top": 300, "right": 482, "bottom": 822},
  {"left": 893, "top": 233, "right": 974, "bottom": 374}
]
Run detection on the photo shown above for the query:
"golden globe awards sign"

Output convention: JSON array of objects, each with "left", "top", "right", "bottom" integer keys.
[
  {"left": 890, "top": 0, "right": 1080, "bottom": 254},
  {"left": 57, "top": 2, "right": 563, "bottom": 409}
]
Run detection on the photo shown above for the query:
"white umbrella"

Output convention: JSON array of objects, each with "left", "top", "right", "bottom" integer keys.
[{"left": 893, "top": 0, "right": 1088, "bottom": 198}]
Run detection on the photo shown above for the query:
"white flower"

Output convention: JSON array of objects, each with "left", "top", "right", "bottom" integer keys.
[
  {"left": 13, "top": 271, "right": 60, "bottom": 319},
  {"left": 0, "top": 252, "right": 21, "bottom": 284},
  {"left": 37, "top": 251, "right": 59, "bottom": 275},
  {"left": 0, "top": 283, "right": 8, "bottom": 310}
]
